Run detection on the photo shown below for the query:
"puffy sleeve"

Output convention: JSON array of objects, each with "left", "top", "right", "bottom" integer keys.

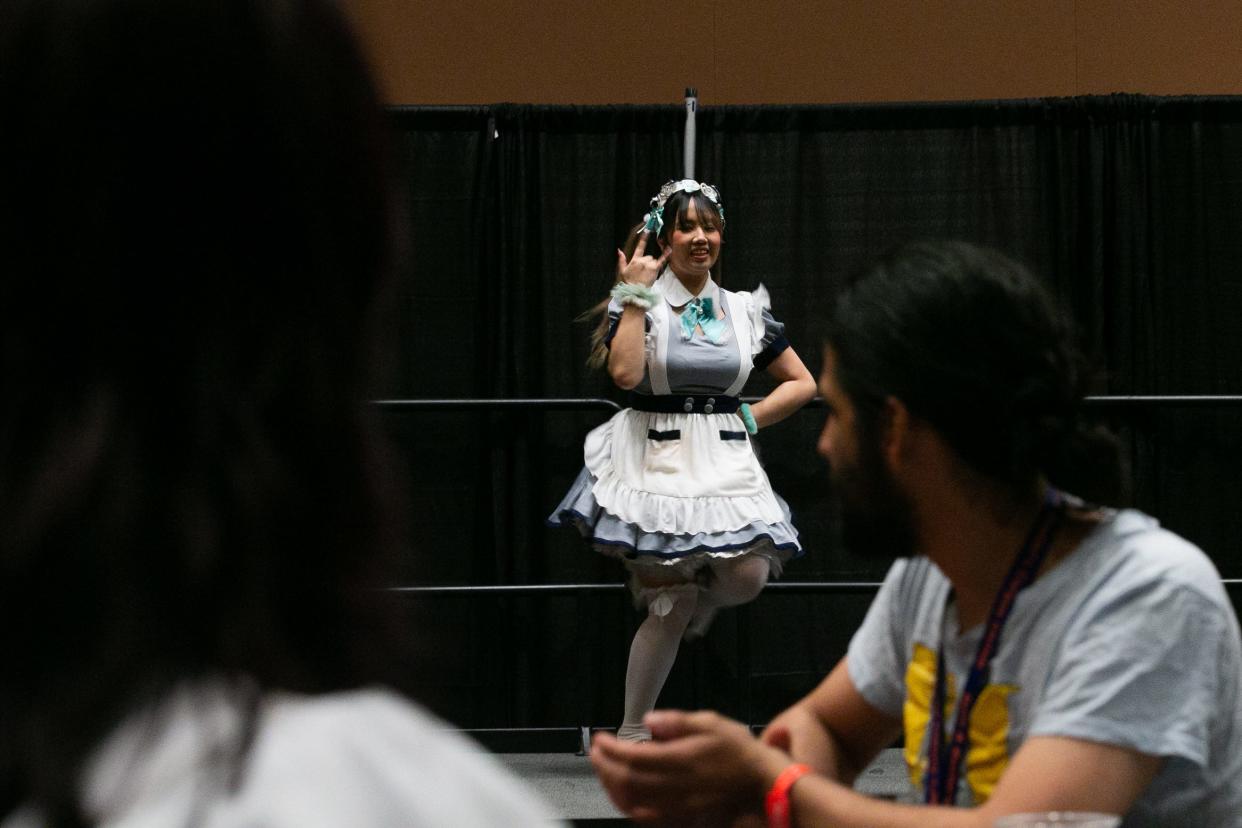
[{"left": 743, "top": 284, "right": 790, "bottom": 371}]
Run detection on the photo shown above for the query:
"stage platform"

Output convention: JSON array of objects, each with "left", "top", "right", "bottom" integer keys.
[{"left": 500, "top": 747, "right": 909, "bottom": 824}]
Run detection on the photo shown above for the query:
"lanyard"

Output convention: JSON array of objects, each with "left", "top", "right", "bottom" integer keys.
[{"left": 924, "top": 488, "right": 1065, "bottom": 805}]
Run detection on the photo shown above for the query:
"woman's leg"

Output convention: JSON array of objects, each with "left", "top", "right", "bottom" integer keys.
[
  {"left": 617, "top": 574, "right": 698, "bottom": 741},
  {"left": 684, "top": 554, "right": 771, "bottom": 640}
]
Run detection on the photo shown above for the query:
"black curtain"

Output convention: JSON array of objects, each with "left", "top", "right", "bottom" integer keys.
[{"left": 379, "top": 96, "right": 1242, "bottom": 730}]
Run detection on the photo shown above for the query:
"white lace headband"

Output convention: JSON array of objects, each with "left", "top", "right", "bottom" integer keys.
[{"left": 641, "top": 179, "right": 724, "bottom": 235}]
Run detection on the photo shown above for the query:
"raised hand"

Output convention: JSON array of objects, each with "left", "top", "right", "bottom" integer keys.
[{"left": 616, "top": 230, "right": 671, "bottom": 288}]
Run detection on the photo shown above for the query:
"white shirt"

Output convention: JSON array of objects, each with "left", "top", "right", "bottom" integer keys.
[{"left": 4, "top": 684, "right": 561, "bottom": 828}]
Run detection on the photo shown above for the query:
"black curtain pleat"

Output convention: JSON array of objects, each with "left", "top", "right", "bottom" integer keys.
[{"left": 381, "top": 96, "right": 1242, "bottom": 730}]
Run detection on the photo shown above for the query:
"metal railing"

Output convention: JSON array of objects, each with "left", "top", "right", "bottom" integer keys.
[
  {"left": 1083, "top": 395, "right": 1242, "bottom": 409},
  {"left": 388, "top": 581, "right": 888, "bottom": 596},
  {"left": 374, "top": 397, "right": 623, "bottom": 413},
  {"left": 374, "top": 394, "right": 1242, "bottom": 413}
]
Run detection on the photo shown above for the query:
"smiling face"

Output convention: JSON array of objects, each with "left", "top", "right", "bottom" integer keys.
[{"left": 659, "top": 199, "right": 722, "bottom": 281}]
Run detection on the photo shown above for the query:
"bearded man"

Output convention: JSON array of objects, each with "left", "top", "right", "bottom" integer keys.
[{"left": 590, "top": 240, "right": 1242, "bottom": 827}]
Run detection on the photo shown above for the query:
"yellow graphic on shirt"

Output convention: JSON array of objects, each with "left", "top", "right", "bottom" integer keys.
[{"left": 903, "top": 643, "right": 1018, "bottom": 804}]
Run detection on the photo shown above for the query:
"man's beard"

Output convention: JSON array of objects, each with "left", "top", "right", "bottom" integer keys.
[{"left": 831, "top": 431, "right": 918, "bottom": 564}]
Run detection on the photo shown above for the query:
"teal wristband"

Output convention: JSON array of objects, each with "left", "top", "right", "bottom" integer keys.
[{"left": 739, "top": 402, "right": 758, "bottom": 435}]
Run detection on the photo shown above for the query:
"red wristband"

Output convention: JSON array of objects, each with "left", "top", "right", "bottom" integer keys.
[{"left": 765, "top": 763, "right": 813, "bottom": 828}]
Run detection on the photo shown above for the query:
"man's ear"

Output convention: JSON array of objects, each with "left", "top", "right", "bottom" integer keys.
[{"left": 881, "top": 395, "right": 912, "bottom": 469}]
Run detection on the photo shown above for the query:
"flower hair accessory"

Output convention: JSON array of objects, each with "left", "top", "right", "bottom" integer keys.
[{"left": 640, "top": 179, "right": 725, "bottom": 235}]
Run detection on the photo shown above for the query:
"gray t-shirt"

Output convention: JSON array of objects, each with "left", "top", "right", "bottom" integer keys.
[{"left": 847, "top": 508, "right": 1242, "bottom": 826}]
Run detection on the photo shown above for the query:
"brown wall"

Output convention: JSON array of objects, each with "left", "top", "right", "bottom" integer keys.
[{"left": 343, "top": 0, "right": 1242, "bottom": 105}]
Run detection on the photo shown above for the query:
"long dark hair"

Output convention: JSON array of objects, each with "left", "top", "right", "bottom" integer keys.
[
  {"left": 585, "top": 189, "right": 725, "bottom": 368},
  {"left": 825, "top": 240, "right": 1121, "bottom": 504},
  {"left": 0, "top": 0, "right": 406, "bottom": 821}
]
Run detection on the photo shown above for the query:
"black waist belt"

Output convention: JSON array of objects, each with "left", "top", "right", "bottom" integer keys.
[{"left": 629, "top": 394, "right": 740, "bottom": 414}]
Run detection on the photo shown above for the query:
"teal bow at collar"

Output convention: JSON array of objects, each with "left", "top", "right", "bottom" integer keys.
[{"left": 680, "top": 297, "right": 727, "bottom": 343}]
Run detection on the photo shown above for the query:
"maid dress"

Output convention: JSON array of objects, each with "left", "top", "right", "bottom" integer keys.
[{"left": 548, "top": 269, "right": 804, "bottom": 591}]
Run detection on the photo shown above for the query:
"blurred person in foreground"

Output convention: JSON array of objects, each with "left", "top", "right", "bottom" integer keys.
[
  {"left": 0, "top": 0, "right": 557, "bottom": 825},
  {"left": 591, "top": 241, "right": 1242, "bottom": 827}
]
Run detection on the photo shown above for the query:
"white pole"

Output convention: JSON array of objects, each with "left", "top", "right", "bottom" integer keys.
[{"left": 683, "top": 87, "right": 697, "bottom": 179}]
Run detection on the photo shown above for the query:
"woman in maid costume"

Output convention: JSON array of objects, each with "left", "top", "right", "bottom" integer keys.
[{"left": 549, "top": 179, "right": 816, "bottom": 741}]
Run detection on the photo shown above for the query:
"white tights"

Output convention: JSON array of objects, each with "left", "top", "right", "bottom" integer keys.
[{"left": 617, "top": 555, "right": 771, "bottom": 741}]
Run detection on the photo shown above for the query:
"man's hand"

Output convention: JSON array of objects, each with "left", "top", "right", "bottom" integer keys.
[{"left": 590, "top": 710, "right": 790, "bottom": 825}]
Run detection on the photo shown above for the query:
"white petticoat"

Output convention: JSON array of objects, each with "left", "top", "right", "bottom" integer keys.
[{"left": 548, "top": 407, "right": 802, "bottom": 574}]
